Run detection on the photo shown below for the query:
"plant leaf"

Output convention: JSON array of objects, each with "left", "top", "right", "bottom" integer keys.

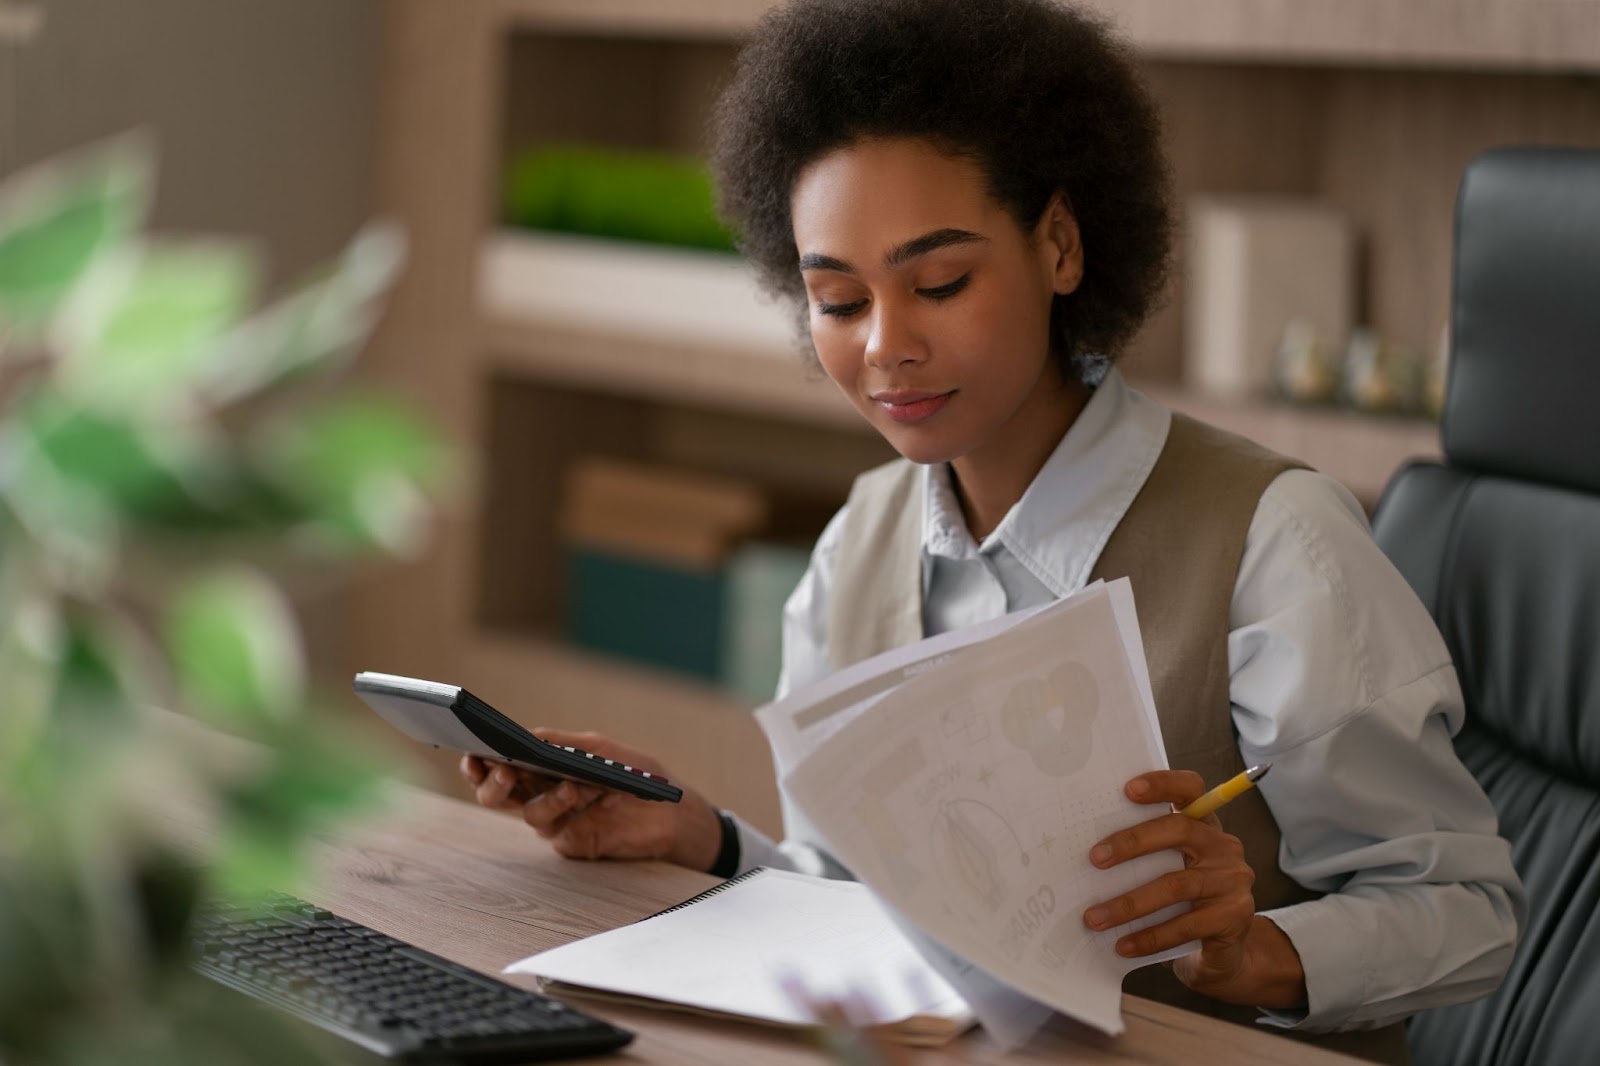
[
  {"left": 166, "top": 567, "right": 304, "bottom": 725},
  {"left": 0, "top": 135, "right": 151, "bottom": 337},
  {"left": 255, "top": 395, "right": 445, "bottom": 553},
  {"left": 210, "top": 723, "right": 385, "bottom": 899},
  {"left": 10, "top": 613, "right": 147, "bottom": 803},
  {"left": 207, "top": 223, "right": 405, "bottom": 403},
  {"left": 53, "top": 241, "right": 258, "bottom": 410},
  {"left": 2, "top": 390, "right": 227, "bottom": 577}
]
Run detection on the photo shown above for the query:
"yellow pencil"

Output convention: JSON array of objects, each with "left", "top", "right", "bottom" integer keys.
[{"left": 1179, "top": 764, "right": 1271, "bottom": 819}]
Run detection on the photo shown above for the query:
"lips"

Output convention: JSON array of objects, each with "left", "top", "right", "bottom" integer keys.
[{"left": 872, "top": 389, "right": 955, "bottom": 424}]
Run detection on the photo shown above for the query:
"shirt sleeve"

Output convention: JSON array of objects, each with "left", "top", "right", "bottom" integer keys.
[
  {"left": 1229, "top": 470, "right": 1525, "bottom": 1032},
  {"left": 729, "top": 505, "right": 857, "bottom": 880}
]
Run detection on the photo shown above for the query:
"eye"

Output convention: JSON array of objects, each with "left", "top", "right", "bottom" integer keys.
[
  {"left": 916, "top": 273, "right": 971, "bottom": 301},
  {"left": 817, "top": 298, "right": 868, "bottom": 319}
]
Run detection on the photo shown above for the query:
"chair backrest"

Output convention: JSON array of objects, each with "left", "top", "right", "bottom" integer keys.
[{"left": 1371, "top": 147, "right": 1600, "bottom": 1066}]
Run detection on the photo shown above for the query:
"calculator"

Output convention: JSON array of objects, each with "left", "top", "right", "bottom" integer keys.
[{"left": 352, "top": 671, "right": 683, "bottom": 803}]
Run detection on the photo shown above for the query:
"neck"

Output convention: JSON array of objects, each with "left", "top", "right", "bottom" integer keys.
[{"left": 950, "top": 373, "right": 1091, "bottom": 542}]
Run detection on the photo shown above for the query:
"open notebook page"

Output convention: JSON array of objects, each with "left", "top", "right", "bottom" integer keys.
[{"left": 505, "top": 867, "right": 974, "bottom": 1045}]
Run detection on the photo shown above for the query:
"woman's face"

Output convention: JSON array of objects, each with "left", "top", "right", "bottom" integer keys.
[{"left": 790, "top": 137, "right": 1083, "bottom": 470}]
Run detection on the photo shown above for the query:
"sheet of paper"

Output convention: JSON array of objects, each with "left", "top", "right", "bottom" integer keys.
[
  {"left": 782, "top": 580, "right": 1188, "bottom": 1036},
  {"left": 880, "top": 908, "right": 1058, "bottom": 1050},
  {"left": 755, "top": 583, "right": 1104, "bottom": 771},
  {"left": 754, "top": 585, "right": 1122, "bottom": 1047},
  {"left": 504, "top": 869, "right": 972, "bottom": 1031}
]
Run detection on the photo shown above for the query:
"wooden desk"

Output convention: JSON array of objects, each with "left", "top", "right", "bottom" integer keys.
[{"left": 213, "top": 783, "right": 1368, "bottom": 1066}]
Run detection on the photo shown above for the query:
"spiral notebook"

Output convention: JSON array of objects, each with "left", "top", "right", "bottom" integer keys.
[{"left": 504, "top": 867, "right": 976, "bottom": 1046}]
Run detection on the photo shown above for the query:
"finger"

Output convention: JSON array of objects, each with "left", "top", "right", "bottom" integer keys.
[
  {"left": 550, "top": 812, "right": 605, "bottom": 861},
  {"left": 1126, "top": 770, "right": 1208, "bottom": 807},
  {"left": 1091, "top": 812, "right": 1219, "bottom": 868},
  {"left": 521, "top": 782, "right": 587, "bottom": 834},
  {"left": 1084, "top": 866, "right": 1252, "bottom": 931},
  {"left": 475, "top": 763, "right": 521, "bottom": 809},
  {"left": 511, "top": 767, "right": 562, "bottom": 799},
  {"left": 570, "top": 782, "right": 607, "bottom": 809},
  {"left": 1111, "top": 898, "right": 1254, "bottom": 959},
  {"left": 550, "top": 779, "right": 599, "bottom": 810},
  {"left": 531, "top": 727, "right": 610, "bottom": 752},
  {"left": 461, "top": 754, "right": 487, "bottom": 785}
]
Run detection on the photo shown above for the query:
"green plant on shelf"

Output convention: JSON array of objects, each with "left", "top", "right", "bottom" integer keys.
[
  {"left": 0, "top": 135, "right": 449, "bottom": 1065},
  {"left": 505, "top": 143, "right": 738, "bottom": 253}
]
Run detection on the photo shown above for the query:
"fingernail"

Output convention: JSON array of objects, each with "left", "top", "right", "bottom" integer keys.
[
  {"left": 1091, "top": 843, "right": 1113, "bottom": 865},
  {"left": 1085, "top": 907, "right": 1109, "bottom": 928},
  {"left": 1116, "top": 939, "right": 1136, "bottom": 956},
  {"left": 1128, "top": 779, "right": 1149, "bottom": 799}
]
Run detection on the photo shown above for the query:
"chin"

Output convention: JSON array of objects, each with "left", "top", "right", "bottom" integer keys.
[{"left": 876, "top": 425, "right": 964, "bottom": 466}]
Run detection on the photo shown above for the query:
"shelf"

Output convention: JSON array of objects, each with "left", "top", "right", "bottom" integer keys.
[
  {"left": 1140, "top": 385, "right": 1439, "bottom": 506},
  {"left": 479, "top": 230, "right": 860, "bottom": 428},
  {"left": 493, "top": 0, "right": 1600, "bottom": 71},
  {"left": 1085, "top": 0, "right": 1600, "bottom": 71},
  {"left": 463, "top": 631, "right": 782, "bottom": 835},
  {"left": 478, "top": 230, "right": 1439, "bottom": 503}
]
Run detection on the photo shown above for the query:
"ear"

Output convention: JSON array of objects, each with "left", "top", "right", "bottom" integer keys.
[{"left": 1035, "top": 192, "right": 1084, "bottom": 296}]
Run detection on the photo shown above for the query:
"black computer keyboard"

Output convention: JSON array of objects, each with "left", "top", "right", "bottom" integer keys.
[{"left": 190, "top": 892, "right": 633, "bottom": 1063}]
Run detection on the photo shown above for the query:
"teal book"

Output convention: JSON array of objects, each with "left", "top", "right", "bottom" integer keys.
[{"left": 566, "top": 549, "right": 724, "bottom": 681}]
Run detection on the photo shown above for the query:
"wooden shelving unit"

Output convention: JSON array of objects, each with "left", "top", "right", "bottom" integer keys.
[
  {"left": 494, "top": 0, "right": 1600, "bottom": 71},
  {"left": 355, "top": 0, "right": 1597, "bottom": 819}
]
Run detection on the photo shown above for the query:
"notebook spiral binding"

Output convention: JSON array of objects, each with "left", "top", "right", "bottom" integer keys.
[{"left": 645, "top": 867, "right": 768, "bottom": 920}]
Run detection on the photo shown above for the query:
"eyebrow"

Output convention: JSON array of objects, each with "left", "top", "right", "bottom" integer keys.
[{"left": 797, "top": 227, "right": 988, "bottom": 274}]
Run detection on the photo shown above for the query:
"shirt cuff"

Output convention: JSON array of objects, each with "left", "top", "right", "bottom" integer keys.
[
  {"left": 1255, "top": 903, "right": 1370, "bottom": 1032},
  {"left": 727, "top": 813, "right": 793, "bottom": 876}
]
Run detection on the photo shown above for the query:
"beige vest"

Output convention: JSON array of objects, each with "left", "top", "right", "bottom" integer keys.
[{"left": 827, "top": 413, "right": 1408, "bottom": 1065}]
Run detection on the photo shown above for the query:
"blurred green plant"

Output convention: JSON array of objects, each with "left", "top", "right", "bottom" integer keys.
[
  {"left": 505, "top": 143, "right": 737, "bottom": 253},
  {"left": 0, "top": 135, "right": 448, "bottom": 1064}
]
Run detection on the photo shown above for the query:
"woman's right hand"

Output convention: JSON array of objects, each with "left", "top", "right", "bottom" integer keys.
[{"left": 458, "top": 729, "right": 726, "bottom": 873}]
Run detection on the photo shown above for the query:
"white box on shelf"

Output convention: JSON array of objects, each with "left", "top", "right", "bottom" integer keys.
[
  {"left": 480, "top": 230, "right": 796, "bottom": 358},
  {"left": 1184, "top": 196, "right": 1354, "bottom": 399}
]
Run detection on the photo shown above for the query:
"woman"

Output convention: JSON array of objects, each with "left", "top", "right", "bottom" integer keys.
[{"left": 465, "top": 2, "right": 1521, "bottom": 1060}]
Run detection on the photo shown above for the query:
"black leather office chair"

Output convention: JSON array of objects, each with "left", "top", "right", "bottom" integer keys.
[{"left": 1371, "top": 146, "right": 1600, "bottom": 1066}]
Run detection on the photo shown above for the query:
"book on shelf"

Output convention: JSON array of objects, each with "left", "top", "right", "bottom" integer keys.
[
  {"left": 559, "top": 456, "right": 768, "bottom": 571},
  {"left": 559, "top": 457, "right": 768, "bottom": 677}
]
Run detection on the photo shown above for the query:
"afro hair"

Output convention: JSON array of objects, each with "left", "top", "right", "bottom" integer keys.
[{"left": 710, "top": 0, "right": 1173, "bottom": 378}]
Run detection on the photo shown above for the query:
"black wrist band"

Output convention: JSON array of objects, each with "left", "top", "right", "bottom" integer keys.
[{"left": 708, "top": 810, "right": 741, "bottom": 878}]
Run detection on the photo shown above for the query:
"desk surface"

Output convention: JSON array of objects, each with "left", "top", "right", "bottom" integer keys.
[{"left": 202, "top": 783, "right": 1368, "bottom": 1066}]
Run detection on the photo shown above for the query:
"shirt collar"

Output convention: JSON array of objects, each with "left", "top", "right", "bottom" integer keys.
[{"left": 921, "top": 367, "right": 1172, "bottom": 597}]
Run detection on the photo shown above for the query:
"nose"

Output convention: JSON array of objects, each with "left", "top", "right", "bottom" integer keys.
[{"left": 863, "top": 296, "right": 930, "bottom": 370}]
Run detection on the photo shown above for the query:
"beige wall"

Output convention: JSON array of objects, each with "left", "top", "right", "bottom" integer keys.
[
  {"left": 5, "top": 0, "right": 379, "bottom": 291},
  {"left": 3, "top": 0, "right": 383, "bottom": 681}
]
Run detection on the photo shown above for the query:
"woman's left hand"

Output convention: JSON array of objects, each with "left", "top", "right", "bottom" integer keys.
[{"left": 1080, "top": 769, "right": 1307, "bottom": 1009}]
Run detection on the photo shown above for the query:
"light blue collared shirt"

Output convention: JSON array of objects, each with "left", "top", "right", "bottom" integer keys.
[{"left": 733, "top": 368, "right": 1523, "bottom": 1033}]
